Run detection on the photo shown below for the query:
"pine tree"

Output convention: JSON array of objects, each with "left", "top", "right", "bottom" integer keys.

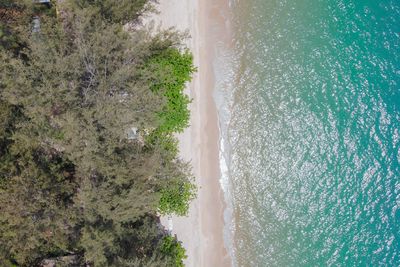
[{"left": 0, "top": 1, "right": 195, "bottom": 266}]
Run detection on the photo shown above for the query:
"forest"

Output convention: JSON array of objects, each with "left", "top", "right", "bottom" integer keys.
[{"left": 0, "top": 0, "right": 196, "bottom": 266}]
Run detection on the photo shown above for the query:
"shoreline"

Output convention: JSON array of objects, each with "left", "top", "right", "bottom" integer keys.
[{"left": 149, "top": 0, "right": 232, "bottom": 266}]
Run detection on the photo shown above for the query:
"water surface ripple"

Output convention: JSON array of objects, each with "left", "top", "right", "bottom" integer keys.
[{"left": 220, "top": 0, "right": 400, "bottom": 266}]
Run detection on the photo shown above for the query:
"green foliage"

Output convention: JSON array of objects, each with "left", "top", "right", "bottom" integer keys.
[
  {"left": 0, "top": 0, "right": 32, "bottom": 54},
  {"left": 161, "top": 236, "right": 187, "bottom": 267},
  {"left": 0, "top": 100, "right": 16, "bottom": 140},
  {"left": 146, "top": 131, "right": 179, "bottom": 160},
  {"left": 79, "top": 215, "right": 183, "bottom": 267},
  {"left": 71, "top": 0, "right": 155, "bottom": 24},
  {"left": 0, "top": 100, "right": 23, "bottom": 184},
  {"left": 159, "top": 180, "right": 196, "bottom": 217},
  {"left": 0, "top": 0, "right": 196, "bottom": 265},
  {"left": 0, "top": 142, "right": 80, "bottom": 266},
  {"left": 146, "top": 48, "right": 196, "bottom": 133}
]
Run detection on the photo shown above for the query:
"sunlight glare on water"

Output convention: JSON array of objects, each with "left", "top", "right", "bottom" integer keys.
[{"left": 216, "top": 0, "right": 400, "bottom": 266}]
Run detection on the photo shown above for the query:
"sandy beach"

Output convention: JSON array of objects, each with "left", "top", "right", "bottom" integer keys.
[{"left": 147, "top": 0, "right": 232, "bottom": 266}]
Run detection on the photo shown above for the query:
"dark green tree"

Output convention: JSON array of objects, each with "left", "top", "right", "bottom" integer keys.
[
  {"left": 0, "top": 0, "right": 196, "bottom": 266},
  {"left": 70, "top": 0, "right": 156, "bottom": 24}
]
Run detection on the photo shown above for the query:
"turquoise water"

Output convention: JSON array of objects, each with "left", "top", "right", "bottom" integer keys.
[{"left": 218, "top": 0, "right": 400, "bottom": 266}]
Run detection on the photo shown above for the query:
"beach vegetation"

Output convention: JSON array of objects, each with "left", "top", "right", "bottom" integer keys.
[
  {"left": 0, "top": 0, "right": 195, "bottom": 266},
  {"left": 70, "top": 0, "right": 156, "bottom": 24},
  {"left": 161, "top": 236, "right": 187, "bottom": 267},
  {"left": 159, "top": 178, "right": 197, "bottom": 216},
  {"left": 145, "top": 47, "right": 195, "bottom": 133}
]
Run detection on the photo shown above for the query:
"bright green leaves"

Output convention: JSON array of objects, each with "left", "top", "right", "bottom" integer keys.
[
  {"left": 158, "top": 180, "right": 197, "bottom": 217},
  {"left": 146, "top": 48, "right": 196, "bottom": 134},
  {"left": 144, "top": 47, "right": 198, "bottom": 218},
  {"left": 161, "top": 236, "right": 187, "bottom": 267}
]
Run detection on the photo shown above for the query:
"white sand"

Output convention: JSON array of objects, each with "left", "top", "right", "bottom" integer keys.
[{"left": 145, "top": 0, "right": 232, "bottom": 266}]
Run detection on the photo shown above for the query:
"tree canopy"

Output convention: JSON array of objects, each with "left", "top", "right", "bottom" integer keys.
[{"left": 0, "top": 0, "right": 196, "bottom": 266}]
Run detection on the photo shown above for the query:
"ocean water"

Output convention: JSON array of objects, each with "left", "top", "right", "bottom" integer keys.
[{"left": 215, "top": 0, "right": 400, "bottom": 266}]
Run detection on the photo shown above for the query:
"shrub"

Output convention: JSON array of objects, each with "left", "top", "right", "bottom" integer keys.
[
  {"left": 160, "top": 236, "right": 187, "bottom": 267},
  {"left": 158, "top": 180, "right": 196, "bottom": 216},
  {"left": 146, "top": 48, "right": 196, "bottom": 133}
]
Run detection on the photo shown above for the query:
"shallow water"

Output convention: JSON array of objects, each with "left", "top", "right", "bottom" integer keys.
[{"left": 216, "top": 0, "right": 400, "bottom": 266}]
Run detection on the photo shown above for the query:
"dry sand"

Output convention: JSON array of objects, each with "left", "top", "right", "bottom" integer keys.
[{"left": 146, "top": 0, "right": 232, "bottom": 266}]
